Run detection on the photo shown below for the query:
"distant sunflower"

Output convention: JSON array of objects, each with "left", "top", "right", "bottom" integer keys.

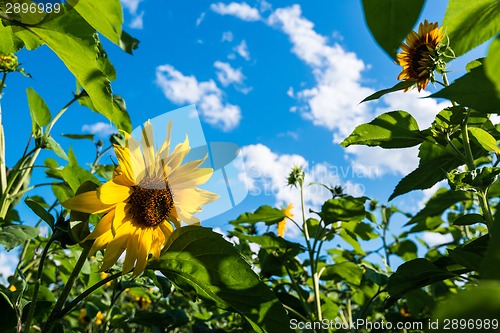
[
  {"left": 277, "top": 204, "right": 294, "bottom": 238},
  {"left": 397, "top": 20, "right": 445, "bottom": 92},
  {"left": 63, "top": 120, "right": 219, "bottom": 276}
]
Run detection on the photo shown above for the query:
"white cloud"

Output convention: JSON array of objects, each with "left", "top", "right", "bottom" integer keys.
[
  {"left": 233, "top": 40, "right": 250, "bottom": 60},
  {"left": 121, "top": 0, "right": 142, "bottom": 14},
  {"left": 155, "top": 64, "right": 242, "bottom": 131},
  {"left": 120, "top": 0, "right": 144, "bottom": 29},
  {"left": 267, "top": 5, "right": 374, "bottom": 143},
  {"left": 82, "top": 122, "right": 116, "bottom": 137},
  {"left": 196, "top": 12, "right": 206, "bottom": 26},
  {"left": 0, "top": 251, "right": 17, "bottom": 282},
  {"left": 214, "top": 61, "right": 245, "bottom": 87},
  {"left": 129, "top": 11, "right": 144, "bottom": 29},
  {"left": 210, "top": 2, "right": 261, "bottom": 21},
  {"left": 421, "top": 232, "right": 453, "bottom": 248},
  {"left": 221, "top": 31, "right": 234, "bottom": 42},
  {"left": 239, "top": 144, "right": 365, "bottom": 235}
]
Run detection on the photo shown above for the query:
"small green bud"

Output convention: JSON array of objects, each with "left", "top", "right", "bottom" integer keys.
[
  {"left": 287, "top": 166, "right": 305, "bottom": 188},
  {"left": 0, "top": 54, "right": 18, "bottom": 73}
]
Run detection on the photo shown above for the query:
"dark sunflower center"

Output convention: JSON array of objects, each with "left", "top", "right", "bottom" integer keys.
[
  {"left": 128, "top": 177, "right": 174, "bottom": 227},
  {"left": 411, "top": 44, "right": 433, "bottom": 72}
]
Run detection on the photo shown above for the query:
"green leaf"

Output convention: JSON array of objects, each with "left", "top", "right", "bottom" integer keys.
[
  {"left": 230, "top": 205, "right": 286, "bottom": 226},
  {"left": 25, "top": 197, "right": 55, "bottom": 230},
  {"left": 320, "top": 262, "right": 364, "bottom": 285},
  {"left": 486, "top": 36, "right": 500, "bottom": 99},
  {"left": 233, "top": 232, "right": 305, "bottom": 257},
  {"left": 67, "top": 0, "right": 123, "bottom": 45},
  {"left": 389, "top": 141, "right": 464, "bottom": 200},
  {"left": 432, "top": 282, "right": 500, "bottom": 331},
  {"left": 391, "top": 239, "right": 418, "bottom": 261},
  {"left": 119, "top": 30, "right": 140, "bottom": 54},
  {"left": 387, "top": 258, "right": 455, "bottom": 302},
  {"left": 78, "top": 94, "right": 131, "bottom": 132},
  {"left": 0, "top": 224, "right": 39, "bottom": 251},
  {"left": 148, "top": 227, "right": 292, "bottom": 333},
  {"left": 430, "top": 66, "right": 500, "bottom": 113},
  {"left": 468, "top": 127, "right": 500, "bottom": 154},
  {"left": 408, "top": 188, "right": 472, "bottom": 225},
  {"left": 363, "top": 266, "right": 390, "bottom": 286},
  {"left": 361, "top": 0, "right": 425, "bottom": 60},
  {"left": 338, "top": 229, "right": 365, "bottom": 255},
  {"left": 60, "top": 148, "right": 100, "bottom": 192},
  {"left": 341, "top": 111, "right": 424, "bottom": 149},
  {"left": 453, "top": 213, "right": 486, "bottom": 226},
  {"left": 448, "top": 167, "right": 500, "bottom": 192},
  {"left": 45, "top": 136, "right": 68, "bottom": 160},
  {"left": 466, "top": 58, "right": 485, "bottom": 72},
  {"left": 26, "top": 87, "right": 51, "bottom": 136},
  {"left": 61, "top": 134, "right": 95, "bottom": 141},
  {"left": 23, "top": 10, "right": 115, "bottom": 124},
  {"left": 320, "top": 196, "right": 367, "bottom": 223},
  {"left": 443, "top": 0, "right": 500, "bottom": 58},
  {"left": 360, "top": 81, "right": 415, "bottom": 103}
]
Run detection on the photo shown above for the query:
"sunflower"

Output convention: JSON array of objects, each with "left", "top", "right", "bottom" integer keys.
[
  {"left": 277, "top": 204, "right": 294, "bottom": 238},
  {"left": 397, "top": 20, "right": 445, "bottom": 92},
  {"left": 63, "top": 120, "right": 219, "bottom": 276}
]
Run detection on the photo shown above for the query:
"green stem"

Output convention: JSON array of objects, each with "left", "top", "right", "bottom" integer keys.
[
  {"left": 479, "top": 191, "right": 494, "bottom": 228},
  {"left": 284, "top": 261, "right": 311, "bottom": 320},
  {"left": 299, "top": 184, "right": 323, "bottom": 323},
  {"left": 24, "top": 237, "right": 55, "bottom": 332},
  {"left": 442, "top": 72, "right": 494, "bottom": 230},
  {"left": 0, "top": 72, "right": 8, "bottom": 196},
  {"left": 58, "top": 272, "right": 122, "bottom": 319},
  {"left": 42, "top": 245, "right": 91, "bottom": 333}
]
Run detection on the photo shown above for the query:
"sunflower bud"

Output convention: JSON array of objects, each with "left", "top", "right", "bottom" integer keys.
[
  {"left": 287, "top": 166, "right": 305, "bottom": 188},
  {"left": 0, "top": 54, "right": 18, "bottom": 73}
]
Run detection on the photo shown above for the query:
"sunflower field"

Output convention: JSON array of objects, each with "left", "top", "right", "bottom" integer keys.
[{"left": 0, "top": 0, "right": 499, "bottom": 332}]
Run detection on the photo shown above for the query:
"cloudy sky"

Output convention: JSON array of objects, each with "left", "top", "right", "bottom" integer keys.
[{"left": 0, "top": 0, "right": 490, "bottom": 276}]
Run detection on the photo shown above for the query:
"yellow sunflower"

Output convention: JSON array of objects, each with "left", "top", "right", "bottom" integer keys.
[
  {"left": 63, "top": 120, "right": 219, "bottom": 276},
  {"left": 397, "top": 20, "right": 445, "bottom": 92},
  {"left": 277, "top": 204, "right": 294, "bottom": 238}
]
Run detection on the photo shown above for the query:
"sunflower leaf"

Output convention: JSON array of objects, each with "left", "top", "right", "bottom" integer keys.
[
  {"left": 0, "top": 224, "right": 39, "bottom": 251},
  {"left": 486, "top": 36, "right": 500, "bottom": 98},
  {"left": 430, "top": 65, "right": 500, "bottom": 113},
  {"left": 361, "top": 0, "right": 425, "bottom": 60},
  {"left": 443, "top": 0, "right": 500, "bottom": 58},
  {"left": 148, "top": 226, "right": 292, "bottom": 333},
  {"left": 360, "top": 81, "right": 415, "bottom": 103},
  {"left": 341, "top": 111, "right": 425, "bottom": 149},
  {"left": 230, "top": 205, "right": 286, "bottom": 226}
]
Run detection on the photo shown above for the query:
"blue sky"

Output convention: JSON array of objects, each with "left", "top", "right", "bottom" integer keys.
[{"left": 0, "top": 0, "right": 492, "bottom": 275}]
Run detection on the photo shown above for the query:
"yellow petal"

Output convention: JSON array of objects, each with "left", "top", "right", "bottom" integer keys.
[
  {"left": 158, "top": 120, "right": 172, "bottom": 156},
  {"left": 97, "top": 180, "right": 132, "bottom": 205},
  {"left": 141, "top": 120, "right": 156, "bottom": 176},
  {"left": 133, "top": 228, "right": 152, "bottom": 276},
  {"left": 83, "top": 211, "right": 114, "bottom": 242},
  {"left": 112, "top": 203, "right": 128, "bottom": 235},
  {"left": 161, "top": 135, "right": 190, "bottom": 172},
  {"left": 122, "top": 229, "right": 140, "bottom": 274},
  {"left": 62, "top": 191, "right": 115, "bottom": 214},
  {"left": 169, "top": 167, "right": 213, "bottom": 189}
]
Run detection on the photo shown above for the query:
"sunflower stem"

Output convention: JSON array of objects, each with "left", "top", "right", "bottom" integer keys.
[
  {"left": 42, "top": 245, "right": 91, "bottom": 333},
  {"left": 58, "top": 272, "right": 122, "bottom": 319},
  {"left": 442, "top": 73, "right": 494, "bottom": 229},
  {"left": 24, "top": 236, "right": 55, "bottom": 332},
  {"left": 300, "top": 183, "right": 323, "bottom": 325}
]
